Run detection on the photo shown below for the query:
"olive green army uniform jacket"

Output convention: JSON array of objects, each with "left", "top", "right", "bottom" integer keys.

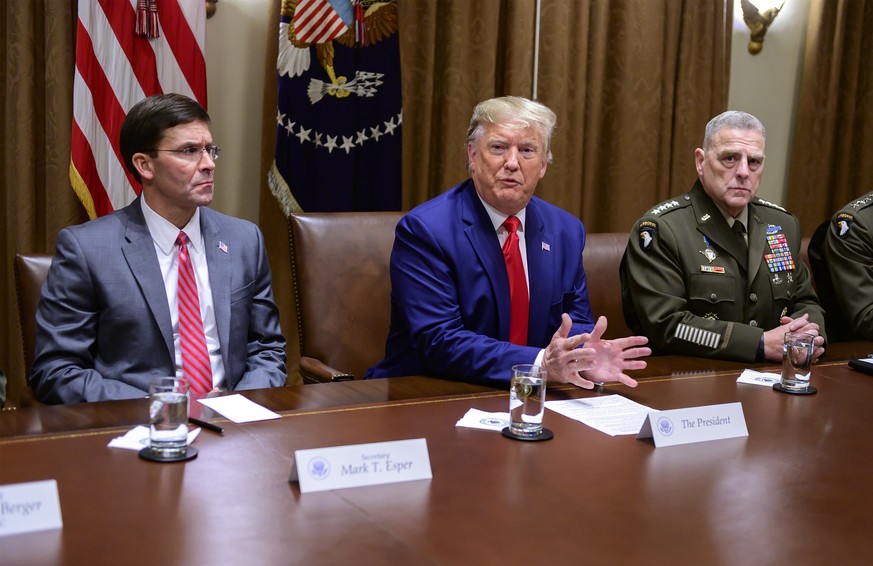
[
  {"left": 817, "top": 192, "right": 873, "bottom": 340},
  {"left": 620, "top": 181, "right": 825, "bottom": 362}
]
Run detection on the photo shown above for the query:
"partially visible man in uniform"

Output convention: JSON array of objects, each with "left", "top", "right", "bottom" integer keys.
[
  {"left": 367, "top": 96, "right": 650, "bottom": 388},
  {"left": 620, "top": 111, "right": 825, "bottom": 362},
  {"left": 809, "top": 192, "right": 873, "bottom": 341}
]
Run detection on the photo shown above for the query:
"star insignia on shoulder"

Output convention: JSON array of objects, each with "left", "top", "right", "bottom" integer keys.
[
  {"left": 649, "top": 200, "right": 680, "bottom": 215},
  {"left": 755, "top": 198, "right": 786, "bottom": 212},
  {"left": 851, "top": 195, "right": 873, "bottom": 209}
]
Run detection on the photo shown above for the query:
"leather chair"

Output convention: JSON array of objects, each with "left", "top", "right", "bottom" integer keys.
[
  {"left": 13, "top": 253, "right": 53, "bottom": 405},
  {"left": 289, "top": 212, "right": 403, "bottom": 382},
  {"left": 582, "top": 233, "right": 633, "bottom": 339}
]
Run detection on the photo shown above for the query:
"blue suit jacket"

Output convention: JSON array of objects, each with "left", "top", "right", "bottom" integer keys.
[
  {"left": 366, "top": 180, "right": 594, "bottom": 383},
  {"left": 31, "top": 199, "right": 287, "bottom": 403}
]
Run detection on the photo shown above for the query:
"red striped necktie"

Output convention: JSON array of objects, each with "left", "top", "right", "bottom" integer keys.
[
  {"left": 176, "top": 231, "right": 212, "bottom": 394},
  {"left": 502, "top": 216, "right": 529, "bottom": 345}
]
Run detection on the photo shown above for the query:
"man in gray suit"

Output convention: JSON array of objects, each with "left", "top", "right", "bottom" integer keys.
[{"left": 31, "top": 94, "right": 286, "bottom": 403}]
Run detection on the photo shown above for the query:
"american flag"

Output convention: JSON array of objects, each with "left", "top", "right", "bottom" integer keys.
[
  {"left": 71, "top": 0, "right": 207, "bottom": 219},
  {"left": 292, "top": 0, "right": 352, "bottom": 44}
]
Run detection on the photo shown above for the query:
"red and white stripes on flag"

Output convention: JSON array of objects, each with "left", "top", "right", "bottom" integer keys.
[
  {"left": 292, "top": 0, "right": 350, "bottom": 44},
  {"left": 71, "top": 0, "right": 207, "bottom": 219}
]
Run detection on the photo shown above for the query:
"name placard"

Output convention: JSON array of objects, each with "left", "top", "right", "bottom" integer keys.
[
  {"left": 289, "top": 438, "right": 432, "bottom": 493},
  {"left": 637, "top": 402, "right": 748, "bottom": 447},
  {"left": 0, "top": 480, "right": 63, "bottom": 538}
]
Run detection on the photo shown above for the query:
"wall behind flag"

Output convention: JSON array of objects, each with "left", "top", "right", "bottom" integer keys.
[{"left": 204, "top": 0, "right": 272, "bottom": 223}]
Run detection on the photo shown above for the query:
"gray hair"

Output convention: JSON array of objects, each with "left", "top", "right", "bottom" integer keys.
[
  {"left": 466, "top": 96, "right": 557, "bottom": 166},
  {"left": 703, "top": 111, "right": 766, "bottom": 150}
]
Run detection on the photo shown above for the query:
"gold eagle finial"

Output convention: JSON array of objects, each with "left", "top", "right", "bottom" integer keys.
[{"left": 741, "top": 0, "right": 786, "bottom": 55}]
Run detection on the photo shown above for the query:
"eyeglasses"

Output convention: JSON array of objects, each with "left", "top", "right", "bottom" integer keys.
[{"left": 147, "top": 145, "right": 221, "bottom": 162}]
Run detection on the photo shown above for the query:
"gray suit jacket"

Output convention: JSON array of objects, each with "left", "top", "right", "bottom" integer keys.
[{"left": 31, "top": 199, "right": 286, "bottom": 403}]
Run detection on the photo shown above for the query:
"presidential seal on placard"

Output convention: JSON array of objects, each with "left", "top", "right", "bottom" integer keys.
[
  {"left": 308, "top": 456, "right": 332, "bottom": 480},
  {"left": 657, "top": 416, "right": 674, "bottom": 436}
]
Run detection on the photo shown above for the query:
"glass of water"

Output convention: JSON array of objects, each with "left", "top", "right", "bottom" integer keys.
[
  {"left": 148, "top": 377, "right": 189, "bottom": 457},
  {"left": 509, "top": 364, "right": 546, "bottom": 437},
  {"left": 781, "top": 332, "right": 815, "bottom": 391}
]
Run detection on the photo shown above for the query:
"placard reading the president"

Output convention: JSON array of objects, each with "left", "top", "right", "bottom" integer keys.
[
  {"left": 637, "top": 402, "right": 748, "bottom": 447},
  {"left": 290, "top": 438, "right": 432, "bottom": 493},
  {"left": 0, "top": 480, "right": 63, "bottom": 538}
]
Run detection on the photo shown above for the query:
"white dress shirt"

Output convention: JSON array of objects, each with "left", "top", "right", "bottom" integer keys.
[{"left": 141, "top": 197, "right": 225, "bottom": 389}]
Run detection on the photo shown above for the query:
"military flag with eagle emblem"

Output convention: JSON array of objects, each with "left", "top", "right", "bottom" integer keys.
[{"left": 269, "top": 0, "right": 401, "bottom": 214}]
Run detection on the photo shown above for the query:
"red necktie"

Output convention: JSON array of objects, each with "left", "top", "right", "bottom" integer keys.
[
  {"left": 176, "top": 231, "right": 212, "bottom": 394},
  {"left": 502, "top": 216, "right": 529, "bottom": 345}
]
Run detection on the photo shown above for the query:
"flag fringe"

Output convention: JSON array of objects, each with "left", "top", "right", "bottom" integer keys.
[
  {"left": 268, "top": 161, "right": 304, "bottom": 217},
  {"left": 69, "top": 162, "right": 98, "bottom": 220}
]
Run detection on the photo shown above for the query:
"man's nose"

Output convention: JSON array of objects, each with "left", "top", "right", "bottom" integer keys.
[
  {"left": 200, "top": 151, "right": 216, "bottom": 169},
  {"left": 736, "top": 156, "right": 750, "bottom": 177},
  {"left": 504, "top": 147, "right": 520, "bottom": 170}
]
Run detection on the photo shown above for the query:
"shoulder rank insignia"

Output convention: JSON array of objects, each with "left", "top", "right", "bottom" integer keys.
[
  {"left": 851, "top": 195, "right": 873, "bottom": 209},
  {"left": 639, "top": 220, "right": 657, "bottom": 251},
  {"left": 649, "top": 200, "right": 680, "bottom": 215},
  {"left": 835, "top": 212, "right": 854, "bottom": 238},
  {"left": 755, "top": 198, "right": 787, "bottom": 212}
]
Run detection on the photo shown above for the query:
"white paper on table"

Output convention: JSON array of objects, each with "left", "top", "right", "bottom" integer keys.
[
  {"left": 197, "top": 394, "right": 281, "bottom": 423},
  {"left": 455, "top": 408, "right": 511, "bottom": 431},
  {"left": 545, "top": 395, "right": 655, "bottom": 436},
  {"left": 736, "top": 369, "right": 781, "bottom": 387},
  {"left": 107, "top": 425, "right": 200, "bottom": 450}
]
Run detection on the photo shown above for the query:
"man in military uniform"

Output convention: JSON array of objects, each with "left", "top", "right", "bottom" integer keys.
[
  {"left": 809, "top": 192, "right": 873, "bottom": 341},
  {"left": 620, "top": 111, "right": 826, "bottom": 362}
]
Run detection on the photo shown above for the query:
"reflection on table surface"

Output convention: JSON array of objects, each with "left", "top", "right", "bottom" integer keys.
[{"left": 2, "top": 343, "right": 873, "bottom": 563}]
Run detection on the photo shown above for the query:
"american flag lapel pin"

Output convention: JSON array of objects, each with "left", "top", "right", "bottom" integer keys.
[
  {"left": 218, "top": 241, "right": 228, "bottom": 254},
  {"left": 541, "top": 241, "right": 551, "bottom": 251}
]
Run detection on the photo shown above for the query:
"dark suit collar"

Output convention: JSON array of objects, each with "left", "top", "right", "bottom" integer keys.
[
  {"left": 458, "top": 180, "right": 554, "bottom": 345},
  {"left": 120, "top": 197, "right": 175, "bottom": 361},
  {"left": 200, "top": 208, "right": 232, "bottom": 370}
]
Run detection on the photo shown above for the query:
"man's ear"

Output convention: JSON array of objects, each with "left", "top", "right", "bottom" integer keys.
[
  {"left": 131, "top": 152, "right": 154, "bottom": 181},
  {"left": 694, "top": 148, "right": 707, "bottom": 177},
  {"left": 466, "top": 143, "right": 476, "bottom": 173}
]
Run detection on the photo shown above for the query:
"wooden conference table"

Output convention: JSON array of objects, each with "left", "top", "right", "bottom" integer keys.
[{"left": 2, "top": 343, "right": 873, "bottom": 564}]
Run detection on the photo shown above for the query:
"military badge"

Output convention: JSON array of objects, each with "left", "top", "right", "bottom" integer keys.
[
  {"left": 701, "top": 248, "right": 718, "bottom": 263},
  {"left": 765, "top": 232, "right": 795, "bottom": 272},
  {"left": 639, "top": 220, "right": 657, "bottom": 251},
  {"left": 701, "top": 265, "right": 725, "bottom": 273},
  {"left": 835, "top": 213, "right": 854, "bottom": 239}
]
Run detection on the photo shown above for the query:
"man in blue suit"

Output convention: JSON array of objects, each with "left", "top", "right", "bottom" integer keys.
[
  {"left": 31, "top": 94, "right": 286, "bottom": 403},
  {"left": 367, "top": 96, "right": 649, "bottom": 387}
]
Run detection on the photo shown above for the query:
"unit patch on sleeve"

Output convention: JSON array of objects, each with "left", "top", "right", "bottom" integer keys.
[
  {"left": 639, "top": 220, "right": 657, "bottom": 251},
  {"left": 835, "top": 213, "right": 854, "bottom": 239}
]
